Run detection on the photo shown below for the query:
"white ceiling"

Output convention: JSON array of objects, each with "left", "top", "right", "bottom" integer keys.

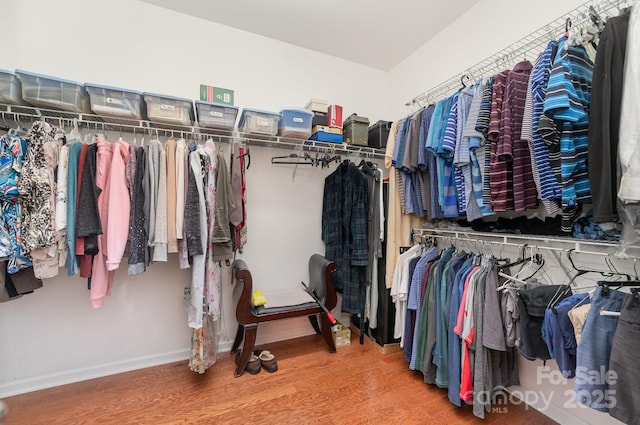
[{"left": 141, "top": 0, "right": 481, "bottom": 71}]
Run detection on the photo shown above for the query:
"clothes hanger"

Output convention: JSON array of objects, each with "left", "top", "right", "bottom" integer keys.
[{"left": 270, "top": 152, "right": 315, "bottom": 165}]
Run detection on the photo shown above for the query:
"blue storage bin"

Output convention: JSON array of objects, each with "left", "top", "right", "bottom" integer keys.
[
  {"left": 144, "top": 93, "right": 193, "bottom": 126},
  {"left": 86, "top": 83, "right": 144, "bottom": 119},
  {"left": 309, "top": 128, "right": 343, "bottom": 144},
  {"left": 278, "top": 108, "right": 313, "bottom": 139},
  {"left": 238, "top": 108, "right": 280, "bottom": 137},
  {"left": 195, "top": 101, "right": 238, "bottom": 130},
  {"left": 0, "top": 70, "right": 23, "bottom": 105},
  {"left": 16, "top": 70, "right": 89, "bottom": 113}
]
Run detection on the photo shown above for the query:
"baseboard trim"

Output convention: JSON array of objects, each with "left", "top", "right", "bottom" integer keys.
[
  {"left": 0, "top": 324, "right": 318, "bottom": 398},
  {"left": 506, "top": 385, "right": 589, "bottom": 425},
  {"left": 0, "top": 349, "right": 193, "bottom": 398}
]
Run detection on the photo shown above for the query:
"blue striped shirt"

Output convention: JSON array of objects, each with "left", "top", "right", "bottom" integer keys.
[
  {"left": 440, "top": 93, "right": 460, "bottom": 217},
  {"left": 530, "top": 40, "right": 561, "bottom": 202},
  {"left": 544, "top": 41, "right": 593, "bottom": 209}
]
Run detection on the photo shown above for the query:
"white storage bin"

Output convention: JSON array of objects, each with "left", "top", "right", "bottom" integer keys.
[
  {"left": 238, "top": 108, "right": 280, "bottom": 137},
  {"left": 144, "top": 93, "right": 193, "bottom": 126},
  {"left": 278, "top": 108, "right": 313, "bottom": 139},
  {"left": 195, "top": 101, "right": 238, "bottom": 130},
  {"left": 304, "top": 98, "right": 328, "bottom": 113},
  {"left": 86, "top": 83, "right": 144, "bottom": 119},
  {"left": 0, "top": 70, "right": 23, "bottom": 105},
  {"left": 16, "top": 70, "right": 89, "bottom": 113}
]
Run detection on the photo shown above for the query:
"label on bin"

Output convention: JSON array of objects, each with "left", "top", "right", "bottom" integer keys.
[
  {"left": 209, "top": 111, "right": 223, "bottom": 117},
  {"left": 258, "top": 119, "right": 268, "bottom": 127},
  {"left": 106, "top": 97, "right": 124, "bottom": 106},
  {"left": 293, "top": 117, "right": 303, "bottom": 123},
  {"left": 160, "top": 104, "right": 176, "bottom": 111}
]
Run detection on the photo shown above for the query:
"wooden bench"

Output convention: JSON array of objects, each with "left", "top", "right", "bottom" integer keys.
[{"left": 230, "top": 254, "right": 338, "bottom": 377}]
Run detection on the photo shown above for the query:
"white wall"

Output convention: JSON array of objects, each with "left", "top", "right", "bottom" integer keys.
[
  {"left": 389, "top": 0, "right": 587, "bottom": 119},
  {"left": 0, "top": 0, "right": 388, "bottom": 397},
  {"left": 389, "top": 1, "right": 626, "bottom": 423}
]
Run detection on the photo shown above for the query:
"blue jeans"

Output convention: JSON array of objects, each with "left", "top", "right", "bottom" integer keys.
[{"left": 575, "top": 286, "right": 625, "bottom": 412}]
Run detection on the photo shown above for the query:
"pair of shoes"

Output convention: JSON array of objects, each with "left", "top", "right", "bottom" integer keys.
[
  {"left": 245, "top": 353, "right": 262, "bottom": 375},
  {"left": 254, "top": 350, "right": 278, "bottom": 373},
  {"left": 235, "top": 350, "right": 261, "bottom": 375}
]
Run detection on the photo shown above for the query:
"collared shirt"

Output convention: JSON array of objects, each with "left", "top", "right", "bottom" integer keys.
[
  {"left": 544, "top": 39, "right": 593, "bottom": 231},
  {"left": 488, "top": 70, "right": 511, "bottom": 211},
  {"left": 440, "top": 93, "right": 460, "bottom": 217},
  {"left": 500, "top": 60, "right": 536, "bottom": 212}
]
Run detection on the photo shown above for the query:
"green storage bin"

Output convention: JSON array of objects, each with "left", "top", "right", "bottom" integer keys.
[{"left": 343, "top": 113, "right": 370, "bottom": 146}]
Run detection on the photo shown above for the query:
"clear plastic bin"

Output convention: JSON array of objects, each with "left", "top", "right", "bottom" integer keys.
[
  {"left": 238, "top": 108, "right": 280, "bottom": 137},
  {"left": 86, "top": 83, "right": 144, "bottom": 119},
  {"left": 195, "top": 101, "right": 238, "bottom": 130},
  {"left": 143, "top": 93, "right": 193, "bottom": 126},
  {"left": 278, "top": 108, "right": 313, "bottom": 139},
  {"left": 0, "top": 70, "right": 23, "bottom": 105},
  {"left": 16, "top": 70, "right": 89, "bottom": 113}
]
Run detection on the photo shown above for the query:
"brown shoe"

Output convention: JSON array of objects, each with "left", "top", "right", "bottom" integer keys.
[
  {"left": 257, "top": 350, "right": 278, "bottom": 373},
  {"left": 245, "top": 353, "right": 261, "bottom": 375}
]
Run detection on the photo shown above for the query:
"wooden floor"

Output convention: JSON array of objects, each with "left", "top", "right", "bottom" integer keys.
[{"left": 3, "top": 331, "right": 558, "bottom": 425}]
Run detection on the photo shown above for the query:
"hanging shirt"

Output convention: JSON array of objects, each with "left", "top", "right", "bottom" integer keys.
[
  {"left": 488, "top": 70, "right": 511, "bottom": 211},
  {"left": 523, "top": 40, "right": 562, "bottom": 216},
  {"left": 589, "top": 9, "right": 631, "bottom": 220},
  {"left": 618, "top": 5, "right": 640, "bottom": 203},
  {"left": 439, "top": 93, "right": 460, "bottom": 217},
  {"left": 544, "top": 38, "right": 594, "bottom": 231}
]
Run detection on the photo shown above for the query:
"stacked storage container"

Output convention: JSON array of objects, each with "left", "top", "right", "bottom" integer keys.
[
  {"left": 0, "top": 70, "right": 23, "bottom": 105},
  {"left": 195, "top": 101, "right": 238, "bottom": 132},
  {"left": 85, "top": 83, "right": 144, "bottom": 120},
  {"left": 278, "top": 108, "right": 313, "bottom": 139},
  {"left": 16, "top": 70, "right": 90, "bottom": 113},
  {"left": 238, "top": 108, "right": 281, "bottom": 138},
  {"left": 143, "top": 93, "right": 193, "bottom": 126},
  {"left": 343, "top": 113, "right": 370, "bottom": 146}
]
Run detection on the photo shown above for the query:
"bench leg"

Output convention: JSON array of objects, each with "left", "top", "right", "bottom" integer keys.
[
  {"left": 320, "top": 314, "right": 337, "bottom": 353},
  {"left": 230, "top": 324, "right": 244, "bottom": 355},
  {"left": 234, "top": 324, "right": 257, "bottom": 377},
  {"left": 308, "top": 314, "right": 321, "bottom": 335}
]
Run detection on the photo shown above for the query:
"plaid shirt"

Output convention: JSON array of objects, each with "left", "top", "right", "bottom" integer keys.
[{"left": 322, "top": 161, "right": 369, "bottom": 314}]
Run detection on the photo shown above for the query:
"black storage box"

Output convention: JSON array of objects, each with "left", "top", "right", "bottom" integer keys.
[
  {"left": 368, "top": 120, "right": 392, "bottom": 149},
  {"left": 312, "top": 111, "right": 328, "bottom": 128}
]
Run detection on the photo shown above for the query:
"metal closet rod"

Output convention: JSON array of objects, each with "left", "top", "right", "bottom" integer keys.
[
  {"left": 413, "top": 227, "right": 618, "bottom": 257},
  {"left": 0, "top": 103, "right": 386, "bottom": 159},
  {"left": 406, "top": 0, "right": 624, "bottom": 107}
]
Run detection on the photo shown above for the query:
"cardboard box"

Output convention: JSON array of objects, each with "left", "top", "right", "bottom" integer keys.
[
  {"left": 305, "top": 98, "right": 328, "bottom": 113},
  {"left": 328, "top": 104, "right": 343, "bottom": 128},
  {"left": 200, "top": 84, "right": 234, "bottom": 105},
  {"left": 332, "top": 325, "right": 351, "bottom": 348}
]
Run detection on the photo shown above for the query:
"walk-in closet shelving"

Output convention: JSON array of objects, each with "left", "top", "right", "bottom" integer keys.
[
  {"left": 0, "top": 103, "right": 386, "bottom": 159},
  {"left": 406, "top": 0, "right": 625, "bottom": 106},
  {"left": 413, "top": 227, "right": 619, "bottom": 257}
]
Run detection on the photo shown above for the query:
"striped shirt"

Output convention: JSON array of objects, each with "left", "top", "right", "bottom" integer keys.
[
  {"left": 462, "top": 79, "right": 486, "bottom": 221},
  {"left": 453, "top": 85, "right": 475, "bottom": 214},
  {"left": 440, "top": 93, "right": 460, "bottom": 217},
  {"left": 418, "top": 105, "right": 436, "bottom": 171},
  {"left": 500, "top": 60, "right": 536, "bottom": 212},
  {"left": 544, "top": 41, "right": 593, "bottom": 208},
  {"left": 522, "top": 40, "right": 561, "bottom": 216},
  {"left": 435, "top": 97, "right": 454, "bottom": 212},
  {"left": 478, "top": 77, "right": 495, "bottom": 212},
  {"left": 488, "top": 70, "right": 511, "bottom": 211}
]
